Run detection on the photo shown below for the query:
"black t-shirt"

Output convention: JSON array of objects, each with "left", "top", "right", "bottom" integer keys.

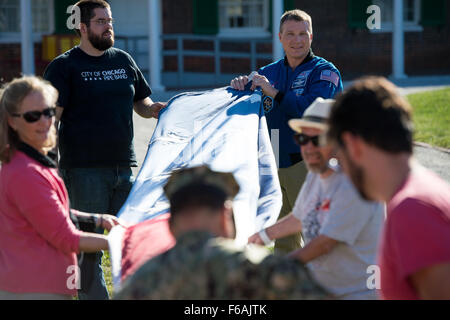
[{"left": 43, "top": 46, "right": 152, "bottom": 169}]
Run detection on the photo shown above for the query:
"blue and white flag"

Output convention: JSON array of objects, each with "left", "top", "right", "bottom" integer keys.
[
  {"left": 109, "top": 87, "right": 282, "bottom": 287},
  {"left": 117, "top": 86, "right": 281, "bottom": 244}
]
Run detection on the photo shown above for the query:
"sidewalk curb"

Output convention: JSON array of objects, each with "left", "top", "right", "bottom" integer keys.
[{"left": 414, "top": 141, "right": 450, "bottom": 154}]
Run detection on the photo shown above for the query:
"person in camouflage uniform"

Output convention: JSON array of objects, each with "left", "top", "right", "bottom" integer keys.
[{"left": 115, "top": 166, "right": 329, "bottom": 300}]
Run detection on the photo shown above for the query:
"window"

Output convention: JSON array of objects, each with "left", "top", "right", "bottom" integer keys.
[
  {"left": 32, "top": 0, "right": 53, "bottom": 33},
  {"left": 0, "top": 0, "right": 54, "bottom": 40},
  {"left": 0, "top": 0, "right": 19, "bottom": 32},
  {"left": 371, "top": 0, "right": 423, "bottom": 32},
  {"left": 218, "top": 0, "right": 270, "bottom": 37}
]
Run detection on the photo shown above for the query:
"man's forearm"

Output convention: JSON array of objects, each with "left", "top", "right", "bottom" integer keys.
[
  {"left": 266, "top": 213, "right": 302, "bottom": 241},
  {"left": 134, "top": 97, "right": 166, "bottom": 119},
  {"left": 289, "top": 235, "right": 338, "bottom": 264},
  {"left": 133, "top": 98, "right": 154, "bottom": 118},
  {"left": 263, "top": 86, "right": 279, "bottom": 99}
]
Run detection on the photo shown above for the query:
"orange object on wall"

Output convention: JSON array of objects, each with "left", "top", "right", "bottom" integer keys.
[{"left": 42, "top": 35, "right": 80, "bottom": 62}]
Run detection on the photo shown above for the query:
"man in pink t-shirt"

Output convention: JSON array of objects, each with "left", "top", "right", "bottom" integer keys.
[{"left": 326, "top": 76, "right": 450, "bottom": 300}]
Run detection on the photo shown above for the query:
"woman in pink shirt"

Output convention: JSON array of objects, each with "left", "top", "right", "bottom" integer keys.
[{"left": 0, "top": 76, "right": 123, "bottom": 299}]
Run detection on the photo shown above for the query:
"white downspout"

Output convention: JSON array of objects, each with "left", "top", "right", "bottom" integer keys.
[
  {"left": 20, "top": 0, "right": 35, "bottom": 75},
  {"left": 272, "top": 0, "right": 284, "bottom": 62},
  {"left": 148, "top": 0, "right": 165, "bottom": 91},
  {"left": 392, "top": 0, "right": 407, "bottom": 79}
]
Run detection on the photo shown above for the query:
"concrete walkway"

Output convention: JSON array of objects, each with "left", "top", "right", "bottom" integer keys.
[
  {"left": 414, "top": 143, "right": 450, "bottom": 183},
  {"left": 132, "top": 76, "right": 450, "bottom": 183}
]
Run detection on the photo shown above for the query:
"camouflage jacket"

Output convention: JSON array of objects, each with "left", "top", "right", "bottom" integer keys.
[{"left": 115, "top": 231, "right": 329, "bottom": 300}]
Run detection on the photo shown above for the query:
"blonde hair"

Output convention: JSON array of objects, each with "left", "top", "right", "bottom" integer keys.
[
  {"left": 280, "top": 9, "right": 313, "bottom": 34},
  {"left": 0, "top": 76, "right": 58, "bottom": 163}
]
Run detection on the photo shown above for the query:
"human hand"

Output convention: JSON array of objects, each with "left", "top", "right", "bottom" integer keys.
[
  {"left": 230, "top": 75, "right": 249, "bottom": 91},
  {"left": 99, "top": 214, "right": 129, "bottom": 231},
  {"left": 150, "top": 101, "right": 168, "bottom": 119},
  {"left": 248, "top": 232, "right": 265, "bottom": 245},
  {"left": 250, "top": 74, "right": 277, "bottom": 97}
]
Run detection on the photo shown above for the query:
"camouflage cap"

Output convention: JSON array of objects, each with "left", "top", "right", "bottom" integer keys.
[{"left": 164, "top": 166, "right": 240, "bottom": 201}]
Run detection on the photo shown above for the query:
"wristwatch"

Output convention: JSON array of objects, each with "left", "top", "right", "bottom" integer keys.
[
  {"left": 69, "top": 211, "right": 101, "bottom": 229},
  {"left": 258, "top": 229, "right": 272, "bottom": 245}
]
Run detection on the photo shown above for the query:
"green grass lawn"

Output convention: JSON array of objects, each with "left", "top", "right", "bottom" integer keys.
[
  {"left": 407, "top": 88, "right": 450, "bottom": 149},
  {"left": 102, "top": 249, "right": 114, "bottom": 298}
]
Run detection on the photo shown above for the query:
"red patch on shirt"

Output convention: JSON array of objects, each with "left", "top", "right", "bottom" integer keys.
[{"left": 319, "top": 199, "right": 331, "bottom": 211}]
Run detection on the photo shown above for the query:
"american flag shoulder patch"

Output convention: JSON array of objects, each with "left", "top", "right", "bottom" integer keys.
[{"left": 320, "top": 70, "right": 339, "bottom": 87}]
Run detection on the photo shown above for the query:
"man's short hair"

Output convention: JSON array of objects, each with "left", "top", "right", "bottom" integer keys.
[
  {"left": 164, "top": 166, "right": 240, "bottom": 216},
  {"left": 280, "top": 9, "right": 313, "bottom": 34},
  {"left": 73, "top": 0, "right": 110, "bottom": 36},
  {"left": 327, "top": 76, "right": 414, "bottom": 154}
]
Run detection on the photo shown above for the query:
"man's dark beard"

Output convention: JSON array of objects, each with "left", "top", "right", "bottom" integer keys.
[
  {"left": 342, "top": 150, "right": 372, "bottom": 201},
  {"left": 88, "top": 29, "right": 114, "bottom": 51}
]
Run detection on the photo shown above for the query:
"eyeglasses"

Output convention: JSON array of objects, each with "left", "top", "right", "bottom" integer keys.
[
  {"left": 90, "top": 18, "right": 114, "bottom": 26},
  {"left": 11, "top": 107, "right": 56, "bottom": 123},
  {"left": 293, "top": 133, "right": 325, "bottom": 147}
]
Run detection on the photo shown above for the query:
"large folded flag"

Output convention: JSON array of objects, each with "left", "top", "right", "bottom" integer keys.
[{"left": 109, "top": 87, "right": 282, "bottom": 289}]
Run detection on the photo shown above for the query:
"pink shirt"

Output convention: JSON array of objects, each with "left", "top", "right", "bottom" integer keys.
[
  {"left": 121, "top": 213, "right": 175, "bottom": 282},
  {"left": 379, "top": 165, "right": 450, "bottom": 300},
  {"left": 0, "top": 151, "right": 83, "bottom": 296}
]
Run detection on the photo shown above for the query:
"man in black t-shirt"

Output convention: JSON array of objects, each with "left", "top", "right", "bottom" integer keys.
[{"left": 44, "top": 0, "right": 166, "bottom": 300}]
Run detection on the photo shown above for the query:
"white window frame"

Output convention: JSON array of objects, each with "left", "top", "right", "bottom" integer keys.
[
  {"left": 0, "top": 0, "right": 55, "bottom": 44},
  {"left": 370, "top": 0, "right": 423, "bottom": 33},
  {"left": 218, "top": 0, "right": 271, "bottom": 38}
]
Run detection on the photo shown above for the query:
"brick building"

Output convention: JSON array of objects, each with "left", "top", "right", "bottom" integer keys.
[{"left": 0, "top": 0, "right": 449, "bottom": 88}]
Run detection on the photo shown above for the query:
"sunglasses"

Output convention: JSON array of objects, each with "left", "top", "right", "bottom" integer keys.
[
  {"left": 11, "top": 107, "right": 56, "bottom": 123},
  {"left": 293, "top": 133, "right": 325, "bottom": 147}
]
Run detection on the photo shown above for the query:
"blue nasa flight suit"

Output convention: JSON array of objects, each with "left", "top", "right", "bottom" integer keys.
[{"left": 258, "top": 50, "right": 343, "bottom": 168}]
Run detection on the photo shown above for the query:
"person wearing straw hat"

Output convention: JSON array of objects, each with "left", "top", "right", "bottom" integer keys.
[{"left": 248, "top": 97, "right": 385, "bottom": 300}]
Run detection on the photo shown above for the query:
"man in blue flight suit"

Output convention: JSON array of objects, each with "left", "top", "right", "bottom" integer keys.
[{"left": 231, "top": 9, "right": 343, "bottom": 254}]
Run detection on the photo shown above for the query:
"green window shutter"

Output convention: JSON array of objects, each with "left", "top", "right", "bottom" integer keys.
[
  {"left": 193, "top": 0, "right": 218, "bottom": 34},
  {"left": 54, "top": 0, "right": 77, "bottom": 34},
  {"left": 348, "top": 0, "right": 372, "bottom": 29},
  {"left": 421, "top": 0, "right": 446, "bottom": 27},
  {"left": 284, "top": 0, "right": 295, "bottom": 11}
]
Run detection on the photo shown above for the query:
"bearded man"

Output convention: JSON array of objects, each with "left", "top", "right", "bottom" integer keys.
[
  {"left": 326, "top": 76, "right": 450, "bottom": 300},
  {"left": 44, "top": 0, "right": 166, "bottom": 299},
  {"left": 248, "top": 98, "right": 385, "bottom": 300}
]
